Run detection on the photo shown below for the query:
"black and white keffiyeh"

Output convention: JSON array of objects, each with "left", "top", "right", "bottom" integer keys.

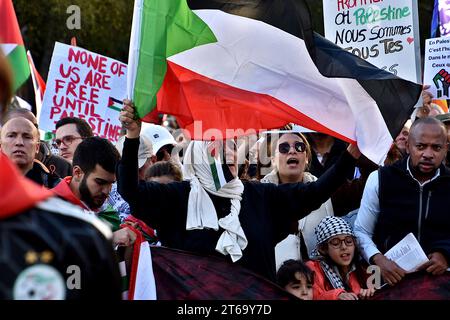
[
  {"left": 312, "top": 216, "right": 356, "bottom": 290},
  {"left": 319, "top": 260, "right": 356, "bottom": 290},
  {"left": 314, "top": 216, "right": 355, "bottom": 249}
]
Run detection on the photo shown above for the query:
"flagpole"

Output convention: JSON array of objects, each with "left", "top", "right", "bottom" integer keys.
[
  {"left": 26, "top": 50, "right": 41, "bottom": 122},
  {"left": 127, "top": 0, "right": 144, "bottom": 104}
]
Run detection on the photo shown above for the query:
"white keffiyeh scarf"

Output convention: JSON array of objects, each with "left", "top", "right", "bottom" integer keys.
[{"left": 183, "top": 141, "right": 247, "bottom": 262}]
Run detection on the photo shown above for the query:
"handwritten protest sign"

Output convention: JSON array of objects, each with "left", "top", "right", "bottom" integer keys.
[
  {"left": 424, "top": 37, "right": 450, "bottom": 99},
  {"left": 40, "top": 42, "right": 126, "bottom": 143},
  {"left": 323, "top": 0, "right": 421, "bottom": 83}
]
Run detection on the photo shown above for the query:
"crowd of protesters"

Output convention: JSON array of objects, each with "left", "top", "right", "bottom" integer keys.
[{"left": 0, "top": 46, "right": 449, "bottom": 300}]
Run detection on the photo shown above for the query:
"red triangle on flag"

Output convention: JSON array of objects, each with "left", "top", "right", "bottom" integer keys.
[
  {"left": 0, "top": 0, "right": 24, "bottom": 45},
  {"left": 0, "top": 154, "right": 52, "bottom": 219}
]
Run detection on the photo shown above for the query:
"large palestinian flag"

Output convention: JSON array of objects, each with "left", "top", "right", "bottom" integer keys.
[
  {"left": 0, "top": 0, "right": 30, "bottom": 92},
  {"left": 127, "top": 0, "right": 421, "bottom": 164}
]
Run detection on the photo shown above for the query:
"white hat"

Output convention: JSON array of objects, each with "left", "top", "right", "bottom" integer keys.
[
  {"left": 116, "top": 135, "right": 153, "bottom": 168},
  {"left": 141, "top": 123, "right": 176, "bottom": 154}
]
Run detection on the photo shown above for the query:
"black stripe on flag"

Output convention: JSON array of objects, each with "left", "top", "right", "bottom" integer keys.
[{"left": 188, "top": 0, "right": 422, "bottom": 139}]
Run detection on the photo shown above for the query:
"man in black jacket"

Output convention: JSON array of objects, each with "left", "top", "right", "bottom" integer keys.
[
  {"left": 118, "top": 101, "right": 361, "bottom": 282},
  {"left": 355, "top": 117, "right": 450, "bottom": 286}
]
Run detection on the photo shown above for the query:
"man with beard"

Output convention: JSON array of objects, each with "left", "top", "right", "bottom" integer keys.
[
  {"left": 53, "top": 137, "right": 136, "bottom": 247},
  {"left": 0, "top": 51, "right": 121, "bottom": 300},
  {"left": 355, "top": 117, "right": 450, "bottom": 287}
]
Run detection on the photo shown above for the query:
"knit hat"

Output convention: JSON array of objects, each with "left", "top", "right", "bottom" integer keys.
[{"left": 312, "top": 216, "right": 355, "bottom": 257}]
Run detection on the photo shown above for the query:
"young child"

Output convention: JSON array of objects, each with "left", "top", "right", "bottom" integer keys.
[
  {"left": 276, "top": 259, "right": 314, "bottom": 300},
  {"left": 306, "top": 216, "right": 375, "bottom": 300}
]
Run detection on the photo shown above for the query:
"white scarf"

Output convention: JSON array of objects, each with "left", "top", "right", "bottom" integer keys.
[{"left": 183, "top": 141, "right": 247, "bottom": 262}]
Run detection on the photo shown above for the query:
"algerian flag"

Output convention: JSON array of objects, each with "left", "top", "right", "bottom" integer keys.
[
  {"left": 126, "top": 0, "right": 216, "bottom": 118},
  {"left": 0, "top": 0, "right": 30, "bottom": 92}
]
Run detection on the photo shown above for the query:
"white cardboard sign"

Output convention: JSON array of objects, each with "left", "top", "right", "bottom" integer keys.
[
  {"left": 40, "top": 42, "right": 127, "bottom": 143},
  {"left": 423, "top": 36, "right": 450, "bottom": 99},
  {"left": 323, "top": 0, "right": 421, "bottom": 83}
]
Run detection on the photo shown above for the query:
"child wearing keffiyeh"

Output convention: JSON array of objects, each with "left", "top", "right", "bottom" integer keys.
[{"left": 306, "top": 216, "right": 375, "bottom": 300}]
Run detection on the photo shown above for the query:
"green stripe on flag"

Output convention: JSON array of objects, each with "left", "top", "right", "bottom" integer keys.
[
  {"left": 208, "top": 152, "right": 221, "bottom": 191},
  {"left": 8, "top": 45, "right": 30, "bottom": 92},
  {"left": 134, "top": 0, "right": 217, "bottom": 118}
]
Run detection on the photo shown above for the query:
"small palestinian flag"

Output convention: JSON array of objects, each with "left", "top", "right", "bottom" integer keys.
[
  {"left": 0, "top": 0, "right": 30, "bottom": 91},
  {"left": 207, "top": 143, "right": 234, "bottom": 191},
  {"left": 108, "top": 97, "right": 122, "bottom": 112}
]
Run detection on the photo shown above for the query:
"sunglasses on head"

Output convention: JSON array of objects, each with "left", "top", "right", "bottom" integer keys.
[{"left": 278, "top": 141, "right": 306, "bottom": 154}]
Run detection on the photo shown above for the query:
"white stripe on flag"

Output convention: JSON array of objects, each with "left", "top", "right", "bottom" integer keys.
[
  {"left": 133, "top": 242, "right": 157, "bottom": 300},
  {"left": 127, "top": 0, "right": 144, "bottom": 101},
  {"left": 214, "top": 157, "right": 227, "bottom": 189},
  {"left": 0, "top": 43, "right": 16, "bottom": 56}
]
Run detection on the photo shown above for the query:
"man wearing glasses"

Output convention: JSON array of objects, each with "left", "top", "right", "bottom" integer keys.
[{"left": 54, "top": 117, "right": 93, "bottom": 162}]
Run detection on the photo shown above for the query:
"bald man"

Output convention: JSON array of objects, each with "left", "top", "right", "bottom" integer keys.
[
  {"left": 2, "top": 108, "right": 72, "bottom": 178},
  {"left": 355, "top": 117, "right": 450, "bottom": 287},
  {"left": 1, "top": 117, "right": 39, "bottom": 174},
  {"left": 1, "top": 117, "right": 60, "bottom": 188}
]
